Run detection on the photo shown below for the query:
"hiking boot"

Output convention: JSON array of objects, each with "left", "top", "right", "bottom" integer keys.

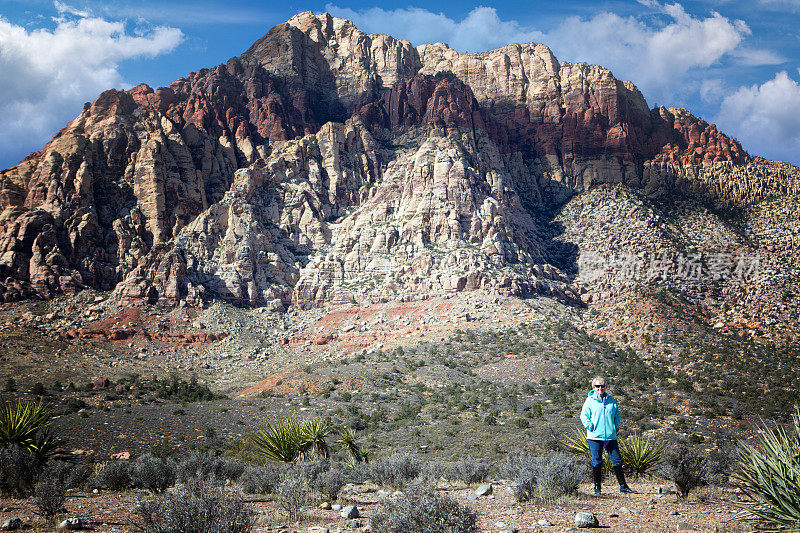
[
  {"left": 593, "top": 465, "right": 602, "bottom": 495},
  {"left": 613, "top": 465, "right": 638, "bottom": 494}
]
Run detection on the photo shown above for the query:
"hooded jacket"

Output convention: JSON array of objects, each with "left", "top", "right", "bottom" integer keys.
[{"left": 580, "top": 389, "right": 621, "bottom": 441}]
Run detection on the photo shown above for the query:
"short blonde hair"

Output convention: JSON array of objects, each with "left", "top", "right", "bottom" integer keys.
[{"left": 592, "top": 376, "right": 606, "bottom": 386}]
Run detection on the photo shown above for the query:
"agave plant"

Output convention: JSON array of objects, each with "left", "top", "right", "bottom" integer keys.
[
  {"left": 733, "top": 411, "right": 800, "bottom": 530},
  {"left": 0, "top": 399, "right": 66, "bottom": 460}
]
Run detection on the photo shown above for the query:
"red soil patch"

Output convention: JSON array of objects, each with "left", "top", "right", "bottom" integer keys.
[{"left": 60, "top": 306, "right": 224, "bottom": 344}]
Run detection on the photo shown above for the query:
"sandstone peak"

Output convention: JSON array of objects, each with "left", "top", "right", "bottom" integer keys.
[{"left": 0, "top": 12, "right": 797, "bottom": 308}]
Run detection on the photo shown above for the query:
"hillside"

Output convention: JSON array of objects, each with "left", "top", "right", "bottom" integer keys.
[{"left": 1, "top": 10, "right": 800, "bottom": 456}]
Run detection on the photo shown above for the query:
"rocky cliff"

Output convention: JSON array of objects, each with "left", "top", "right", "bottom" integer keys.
[{"left": 1, "top": 11, "right": 798, "bottom": 312}]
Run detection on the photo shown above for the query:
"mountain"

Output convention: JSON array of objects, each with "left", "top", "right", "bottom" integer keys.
[{"left": 1, "top": 11, "right": 799, "bottom": 347}]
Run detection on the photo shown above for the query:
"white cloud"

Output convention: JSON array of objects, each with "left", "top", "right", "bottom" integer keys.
[
  {"left": 731, "top": 47, "right": 786, "bottom": 66},
  {"left": 326, "top": 2, "right": 778, "bottom": 106},
  {"left": 756, "top": 0, "right": 800, "bottom": 11},
  {"left": 700, "top": 78, "right": 726, "bottom": 102},
  {"left": 716, "top": 70, "right": 800, "bottom": 163},
  {"left": 54, "top": 1, "right": 92, "bottom": 18},
  {"left": 325, "top": 5, "right": 544, "bottom": 53},
  {"left": 0, "top": 3, "right": 183, "bottom": 169}
]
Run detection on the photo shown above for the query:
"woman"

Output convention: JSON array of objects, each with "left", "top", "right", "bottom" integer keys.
[{"left": 580, "top": 377, "right": 636, "bottom": 495}]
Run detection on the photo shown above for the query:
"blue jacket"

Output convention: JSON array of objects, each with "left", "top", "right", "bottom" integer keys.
[{"left": 581, "top": 390, "right": 621, "bottom": 441}]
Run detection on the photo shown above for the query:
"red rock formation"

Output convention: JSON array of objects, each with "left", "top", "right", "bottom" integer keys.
[{"left": 0, "top": 11, "right": 797, "bottom": 307}]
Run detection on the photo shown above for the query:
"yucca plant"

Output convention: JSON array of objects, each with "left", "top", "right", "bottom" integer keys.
[
  {"left": 562, "top": 426, "right": 612, "bottom": 475},
  {"left": 733, "top": 411, "right": 800, "bottom": 531},
  {"left": 250, "top": 419, "right": 304, "bottom": 463},
  {"left": 250, "top": 418, "right": 333, "bottom": 463},
  {"left": 562, "top": 426, "right": 660, "bottom": 478},
  {"left": 0, "top": 399, "right": 66, "bottom": 460},
  {"left": 336, "top": 427, "right": 366, "bottom": 466},
  {"left": 300, "top": 419, "right": 331, "bottom": 460},
  {"left": 618, "top": 434, "right": 663, "bottom": 479}
]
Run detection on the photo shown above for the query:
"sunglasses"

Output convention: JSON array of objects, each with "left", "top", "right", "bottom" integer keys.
[{"left": 594, "top": 384, "right": 606, "bottom": 388}]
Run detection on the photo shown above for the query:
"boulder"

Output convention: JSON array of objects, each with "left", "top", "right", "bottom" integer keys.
[{"left": 574, "top": 512, "right": 599, "bottom": 528}]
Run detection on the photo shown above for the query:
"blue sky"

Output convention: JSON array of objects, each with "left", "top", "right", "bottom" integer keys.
[{"left": 1, "top": 0, "right": 799, "bottom": 169}]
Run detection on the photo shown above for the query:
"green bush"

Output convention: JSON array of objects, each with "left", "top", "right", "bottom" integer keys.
[
  {"left": 734, "top": 413, "right": 800, "bottom": 530},
  {"left": 155, "top": 373, "right": 222, "bottom": 402}
]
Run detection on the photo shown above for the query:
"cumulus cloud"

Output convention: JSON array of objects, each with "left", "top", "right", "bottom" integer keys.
[
  {"left": 0, "top": 3, "right": 183, "bottom": 169},
  {"left": 716, "top": 70, "right": 800, "bottom": 163},
  {"left": 326, "top": 2, "right": 780, "bottom": 105},
  {"left": 325, "top": 5, "right": 544, "bottom": 53}
]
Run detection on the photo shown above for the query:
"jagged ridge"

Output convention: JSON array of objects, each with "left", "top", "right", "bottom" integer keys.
[{"left": 0, "top": 11, "right": 797, "bottom": 308}]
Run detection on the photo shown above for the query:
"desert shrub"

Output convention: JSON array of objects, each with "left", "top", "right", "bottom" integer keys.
[
  {"left": 96, "top": 460, "right": 133, "bottom": 491},
  {"left": 288, "top": 459, "right": 329, "bottom": 483},
  {"left": 0, "top": 445, "right": 41, "bottom": 496},
  {"left": 371, "top": 484, "right": 478, "bottom": 533},
  {"left": 65, "top": 463, "right": 93, "bottom": 489},
  {"left": 154, "top": 373, "right": 222, "bottom": 403},
  {"left": 276, "top": 470, "right": 309, "bottom": 521},
  {"left": 130, "top": 476, "right": 253, "bottom": 533},
  {"left": 734, "top": 413, "right": 800, "bottom": 530},
  {"left": 35, "top": 470, "right": 68, "bottom": 518},
  {"left": 313, "top": 467, "right": 346, "bottom": 501},
  {"left": 369, "top": 453, "right": 421, "bottom": 489},
  {"left": 177, "top": 453, "right": 245, "bottom": 484},
  {"left": 499, "top": 452, "right": 583, "bottom": 502},
  {"left": 419, "top": 460, "right": 446, "bottom": 483},
  {"left": 133, "top": 453, "right": 177, "bottom": 494},
  {"left": 706, "top": 445, "right": 736, "bottom": 485},
  {"left": 240, "top": 464, "right": 283, "bottom": 494},
  {"left": 221, "top": 457, "right": 246, "bottom": 481},
  {"left": 660, "top": 444, "right": 707, "bottom": 499},
  {"left": 344, "top": 461, "right": 371, "bottom": 484},
  {"left": 445, "top": 456, "right": 491, "bottom": 485},
  {"left": 40, "top": 461, "right": 86, "bottom": 489}
]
